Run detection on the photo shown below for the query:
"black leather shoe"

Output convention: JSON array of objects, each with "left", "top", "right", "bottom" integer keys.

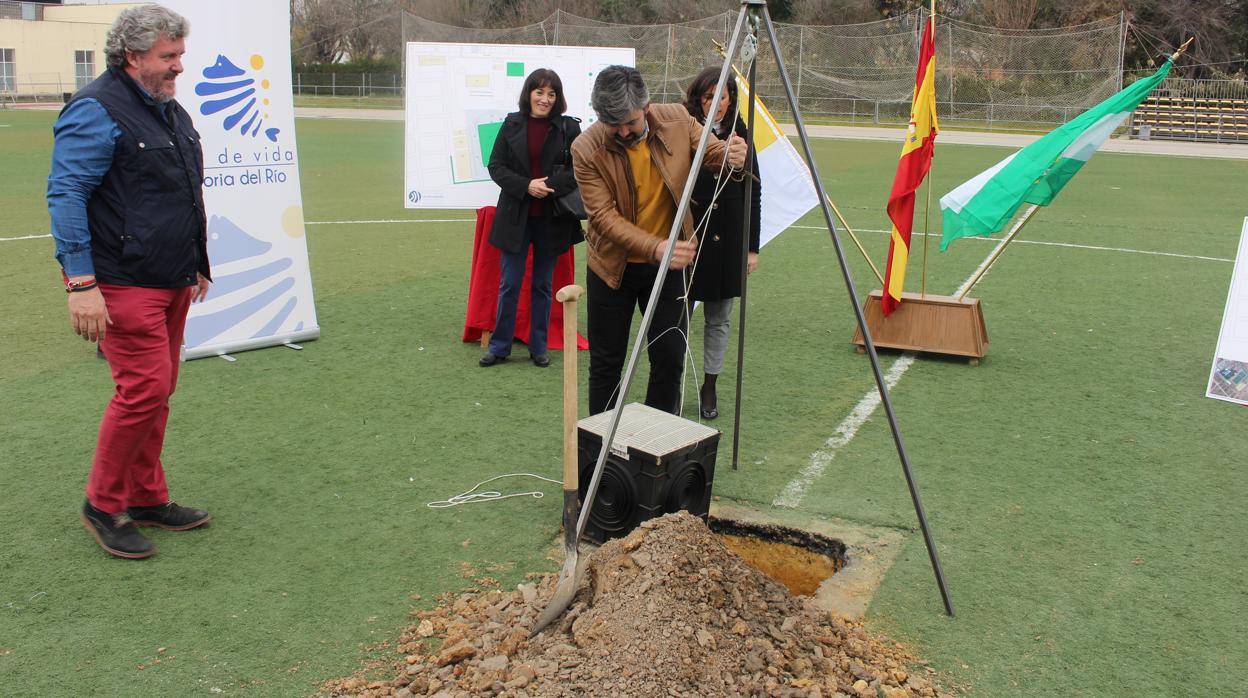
[
  {"left": 479, "top": 353, "right": 505, "bottom": 367},
  {"left": 700, "top": 374, "right": 719, "bottom": 420},
  {"left": 128, "top": 501, "right": 212, "bottom": 531},
  {"left": 81, "top": 500, "right": 155, "bottom": 559},
  {"left": 530, "top": 353, "right": 551, "bottom": 368}
]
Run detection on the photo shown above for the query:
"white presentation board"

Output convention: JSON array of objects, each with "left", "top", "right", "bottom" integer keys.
[
  {"left": 164, "top": 0, "right": 320, "bottom": 360},
  {"left": 403, "top": 42, "right": 635, "bottom": 210},
  {"left": 1206, "top": 217, "right": 1248, "bottom": 405}
]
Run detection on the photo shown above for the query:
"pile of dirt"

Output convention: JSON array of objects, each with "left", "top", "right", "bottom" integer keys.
[{"left": 323, "top": 512, "right": 951, "bottom": 698}]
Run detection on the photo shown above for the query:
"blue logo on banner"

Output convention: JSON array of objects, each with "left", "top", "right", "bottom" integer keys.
[
  {"left": 195, "top": 54, "right": 281, "bottom": 142},
  {"left": 184, "top": 215, "right": 304, "bottom": 349}
]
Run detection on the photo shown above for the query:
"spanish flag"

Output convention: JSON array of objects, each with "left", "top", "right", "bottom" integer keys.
[{"left": 882, "top": 13, "right": 939, "bottom": 316}]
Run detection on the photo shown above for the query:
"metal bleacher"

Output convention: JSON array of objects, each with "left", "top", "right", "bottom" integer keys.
[{"left": 1132, "top": 93, "right": 1248, "bottom": 144}]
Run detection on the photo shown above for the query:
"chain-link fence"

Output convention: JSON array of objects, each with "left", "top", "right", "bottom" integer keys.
[
  {"left": 294, "top": 72, "right": 402, "bottom": 97},
  {"left": 400, "top": 8, "right": 1130, "bottom": 131}
]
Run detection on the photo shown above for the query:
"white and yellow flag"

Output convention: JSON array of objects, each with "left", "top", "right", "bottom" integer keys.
[{"left": 733, "top": 75, "right": 820, "bottom": 247}]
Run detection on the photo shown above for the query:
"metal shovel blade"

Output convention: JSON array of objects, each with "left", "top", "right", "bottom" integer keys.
[{"left": 530, "top": 491, "right": 578, "bottom": 636}]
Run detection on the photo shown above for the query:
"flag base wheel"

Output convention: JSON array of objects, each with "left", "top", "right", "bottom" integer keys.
[{"left": 851, "top": 290, "right": 988, "bottom": 363}]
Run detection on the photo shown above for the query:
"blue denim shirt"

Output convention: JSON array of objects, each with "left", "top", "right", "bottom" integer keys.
[{"left": 46, "top": 95, "right": 170, "bottom": 278}]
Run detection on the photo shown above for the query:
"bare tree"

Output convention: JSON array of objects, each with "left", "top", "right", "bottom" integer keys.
[
  {"left": 647, "top": 0, "right": 740, "bottom": 24},
  {"left": 293, "top": 0, "right": 348, "bottom": 63},
  {"left": 1138, "top": 0, "right": 1243, "bottom": 74},
  {"left": 338, "top": 0, "right": 395, "bottom": 61},
  {"left": 970, "top": 0, "right": 1040, "bottom": 29},
  {"left": 789, "top": 0, "right": 881, "bottom": 25}
]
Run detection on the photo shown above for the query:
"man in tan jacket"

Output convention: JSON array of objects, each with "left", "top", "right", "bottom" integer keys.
[{"left": 572, "top": 65, "right": 746, "bottom": 415}]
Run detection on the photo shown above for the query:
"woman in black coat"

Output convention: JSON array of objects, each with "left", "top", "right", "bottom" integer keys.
[
  {"left": 479, "top": 68, "right": 583, "bottom": 368},
  {"left": 684, "top": 67, "right": 762, "bottom": 419}
]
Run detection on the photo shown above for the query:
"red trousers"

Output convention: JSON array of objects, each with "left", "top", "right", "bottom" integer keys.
[{"left": 86, "top": 284, "right": 193, "bottom": 514}]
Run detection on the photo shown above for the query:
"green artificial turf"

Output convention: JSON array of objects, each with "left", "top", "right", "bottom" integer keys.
[{"left": 2, "top": 107, "right": 1246, "bottom": 696}]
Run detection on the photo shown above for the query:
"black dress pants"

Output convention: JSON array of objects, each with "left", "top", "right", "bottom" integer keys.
[{"left": 586, "top": 264, "right": 687, "bottom": 415}]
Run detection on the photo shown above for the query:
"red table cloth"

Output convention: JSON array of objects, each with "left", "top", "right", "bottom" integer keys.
[{"left": 462, "top": 206, "right": 588, "bottom": 351}]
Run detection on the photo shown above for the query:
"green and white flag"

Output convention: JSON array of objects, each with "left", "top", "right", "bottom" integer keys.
[{"left": 940, "top": 60, "right": 1174, "bottom": 251}]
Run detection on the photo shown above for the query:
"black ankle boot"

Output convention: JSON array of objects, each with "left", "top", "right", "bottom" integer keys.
[{"left": 700, "top": 373, "right": 719, "bottom": 420}]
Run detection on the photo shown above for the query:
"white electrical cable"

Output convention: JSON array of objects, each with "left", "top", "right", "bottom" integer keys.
[{"left": 425, "top": 473, "right": 561, "bottom": 509}]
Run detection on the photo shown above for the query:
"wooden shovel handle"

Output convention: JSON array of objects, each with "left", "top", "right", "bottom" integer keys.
[{"left": 557, "top": 285, "right": 584, "bottom": 491}]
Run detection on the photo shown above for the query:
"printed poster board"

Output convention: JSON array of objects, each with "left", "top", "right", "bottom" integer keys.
[{"left": 404, "top": 42, "right": 634, "bottom": 209}]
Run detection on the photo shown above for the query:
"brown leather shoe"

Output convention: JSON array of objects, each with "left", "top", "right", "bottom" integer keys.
[
  {"left": 81, "top": 500, "right": 155, "bottom": 559},
  {"left": 128, "top": 501, "right": 212, "bottom": 531}
]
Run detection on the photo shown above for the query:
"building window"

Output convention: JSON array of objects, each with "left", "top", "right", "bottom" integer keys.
[
  {"left": 74, "top": 50, "right": 94, "bottom": 90},
  {"left": 0, "top": 49, "right": 14, "bottom": 92}
]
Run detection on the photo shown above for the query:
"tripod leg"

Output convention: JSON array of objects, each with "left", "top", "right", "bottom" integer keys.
[{"left": 756, "top": 1, "right": 955, "bottom": 617}]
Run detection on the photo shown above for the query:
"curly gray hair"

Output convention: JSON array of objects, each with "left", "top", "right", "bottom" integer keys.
[
  {"left": 591, "top": 66, "right": 649, "bottom": 124},
  {"left": 104, "top": 5, "right": 190, "bottom": 69}
]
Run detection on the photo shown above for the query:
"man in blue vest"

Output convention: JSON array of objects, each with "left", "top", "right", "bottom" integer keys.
[{"left": 47, "top": 4, "right": 212, "bottom": 559}]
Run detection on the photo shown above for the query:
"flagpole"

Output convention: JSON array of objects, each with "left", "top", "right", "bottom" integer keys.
[
  {"left": 922, "top": 173, "right": 930, "bottom": 297},
  {"left": 826, "top": 195, "right": 885, "bottom": 286},
  {"left": 1172, "top": 37, "right": 1194, "bottom": 61},
  {"left": 921, "top": 0, "right": 935, "bottom": 298},
  {"left": 714, "top": 39, "right": 885, "bottom": 288},
  {"left": 956, "top": 203, "right": 1039, "bottom": 301}
]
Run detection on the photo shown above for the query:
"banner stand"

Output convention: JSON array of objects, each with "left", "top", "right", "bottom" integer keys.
[
  {"left": 852, "top": 290, "right": 988, "bottom": 365},
  {"left": 166, "top": 0, "right": 320, "bottom": 361}
]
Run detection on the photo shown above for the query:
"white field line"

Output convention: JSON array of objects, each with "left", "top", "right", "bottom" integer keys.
[
  {"left": 304, "top": 218, "right": 474, "bottom": 225},
  {"left": 5, "top": 220, "right": 1236, "bottom": 264},
  {"left": 792, "top": 225, "right": 1234, "bottom": 264},
  {"left": 771, "top": 233, "right": 1013, "bottom": 509},
  {"left": 0, "top": 218, "right": 476, "bottom": 243},
  {"left": 0, "top": 233, "right": 53, "bottom": 241}
]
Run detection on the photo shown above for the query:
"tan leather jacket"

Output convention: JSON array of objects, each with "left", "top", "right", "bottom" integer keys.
[{"left": 571, "top": 103, "right": 730, "bottom": 289}]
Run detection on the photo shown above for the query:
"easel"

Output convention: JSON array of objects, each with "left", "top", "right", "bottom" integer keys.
[{"left": 577, "top": 0, "right": 955, "bottom": 616}]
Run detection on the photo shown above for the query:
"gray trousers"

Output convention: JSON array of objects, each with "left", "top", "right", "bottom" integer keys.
[{"left": 700, "top": 298, "right": 735, "bottom": 375}]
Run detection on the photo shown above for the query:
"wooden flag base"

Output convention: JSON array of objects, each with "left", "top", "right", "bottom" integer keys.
[{"left": 851, "top": 290, "right": 988, "bottom": 365}]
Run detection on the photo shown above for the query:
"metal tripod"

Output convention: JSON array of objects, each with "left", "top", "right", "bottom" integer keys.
[{"left": 577, "top": 0, "right": 954, "bottom": 617}]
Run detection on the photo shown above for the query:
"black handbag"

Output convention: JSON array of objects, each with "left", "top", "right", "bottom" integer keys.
[{"left": 550, "top": 118, "right": 586, "bottom": 221}]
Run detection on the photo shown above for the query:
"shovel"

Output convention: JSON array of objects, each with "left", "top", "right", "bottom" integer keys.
[{"left": 531, "top": 284, "right": 584, "bottom": 636}]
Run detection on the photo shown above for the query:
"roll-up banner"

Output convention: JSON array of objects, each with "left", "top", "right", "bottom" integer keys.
[
  {"left": 164, "top": 0, "right": 320, "bottom": 360},
  {"left": 1207, "top": 217, "right": 1248, "bottom": 406}
]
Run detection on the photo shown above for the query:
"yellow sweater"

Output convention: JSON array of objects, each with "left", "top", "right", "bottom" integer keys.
[{"left": 625, "top": 138, "right": 677, "bottom": 263}]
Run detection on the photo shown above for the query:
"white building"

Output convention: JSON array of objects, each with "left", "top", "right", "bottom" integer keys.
[{"left": 0, "top": 1, "right": 138, "bottom": 99}]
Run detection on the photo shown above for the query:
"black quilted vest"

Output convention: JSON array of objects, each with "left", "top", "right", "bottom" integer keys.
[{"left": 66, "top": 67, "right": 209, "bottom": 287}]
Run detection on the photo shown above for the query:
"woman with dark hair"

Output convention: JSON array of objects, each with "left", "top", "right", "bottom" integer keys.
[
  {"left": 479, "top": 68, "right": 583, "bottom": 368},
  {"left": 683, "top": 66, "right": 761, "bottom": 419}
]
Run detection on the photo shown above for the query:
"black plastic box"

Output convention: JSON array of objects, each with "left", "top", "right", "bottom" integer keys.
[{"left": 576, "top": 402, "right": 720, "bottom": 544}]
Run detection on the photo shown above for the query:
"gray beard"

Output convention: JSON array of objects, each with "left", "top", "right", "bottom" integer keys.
[
  {"left": 140, "top": 73, "right": 176, "bottom": 103},
  {"left": 613, "top": 122, "right": 649, "bottom": 147}
]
